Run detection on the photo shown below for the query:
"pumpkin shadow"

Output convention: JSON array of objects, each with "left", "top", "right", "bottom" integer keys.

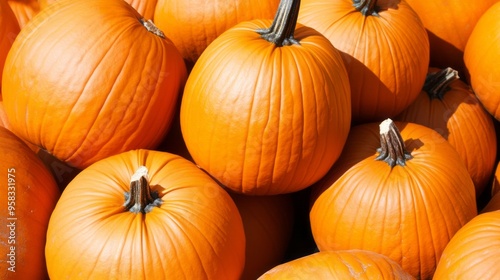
[{"left": 426, "top": 31, "right": 467, "bottom": 81}]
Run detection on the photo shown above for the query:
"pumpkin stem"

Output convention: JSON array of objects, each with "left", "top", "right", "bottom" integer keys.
[
  {"left": 423, "top": 67, "right": 459, "bottom": 100},
  {"left": 140, "top": 18, "right": 166, "bottom": 39},
  {"left": 375, "top": 118, "right": 412, "bottom": 168},
  {"left": 257, "top": 0, "right": 301, "bottom": 47},
  {"left": 353, "top": 0, "right": 379, "bottom": 16},
  {"left": 124, "top": 166, "right": 162, "bottom": 214}
]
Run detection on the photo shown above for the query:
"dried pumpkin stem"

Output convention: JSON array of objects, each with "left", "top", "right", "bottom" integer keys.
[
  {"left": 257, "top": 0, "right": 300, "bottom": 47},
  {"left": 375, "top": 118, "right": 412, "bottom": 168},
  {"left": 140, "top": 18, "right": 166, "bottom": 39},
  {"left": 353, "top": 0, "right": 379, "bottom": 16},
  {"left": 124, "top": 166, "right": 162, "bottom": 214},
  {"left": 423, "top": 67, "right": 459, "bottom": 100}
]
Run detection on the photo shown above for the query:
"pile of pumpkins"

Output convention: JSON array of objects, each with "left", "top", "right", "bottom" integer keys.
[{"left": 1, "top": 0, "right": 500, "bottom": 279}]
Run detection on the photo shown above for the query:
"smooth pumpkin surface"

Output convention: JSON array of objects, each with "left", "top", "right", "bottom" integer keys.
[
  {"left": 433, "top": 211, "right": 500, "bottom": 279},
  {"left": 310, "top": 119, "right": 477, "bottom": 279},
  {"left": 181, "top": 0, "right": 351, "bottom": 195},
  {"left": 405, "top": 0, "right": 499, "bottom": 78},
  {"left": 45, "top": 149, "right": 246, "bottom": 279},
  {"left": 464, "top": 2, "right": 500, "bottom": 120},
  {"left": 258, "top": 250, "right": 414, "bottom": 279},
  {"left": 0, "top": 126, "right": 60, "bottom": 280},
  {"left": 154, "top": 0, "right": 280, "bottom": 66},
  {"left": 0, "top": 0, "right": 19, "bottom": 94},
  {"left": 396, "top": 67, "right": 497, "bottom": 197},
  {"left": 2, "top": 0, "right": 187, "bottom": 169},
  {"left": 298, "top": 0, "right": 429, "bottom": 124}
]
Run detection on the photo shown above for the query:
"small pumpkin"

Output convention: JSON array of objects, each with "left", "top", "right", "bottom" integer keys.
[
  {"left": 230, "top": 193, "right": 295, "bottom": 280},
  {"left": 0, "top": 126, "right": 60, "bottom": 279},
  {"left": 405, "top": 0, "right": 499, "bottom": 78},
  {"left": 433, "top": 210, "right": 500, "bottom": 279},
  {"left": 45, "top": 149, "right": 246, "bottom": 279},
  {"left": 180, "top": 0, "right": 351, "bottom": 195},
  {"left": 0, "top": 0, "right": 19, "bottom": 94},
  {"left": 258, "top": 250, "right": 414, "bottom": 279},
  {"left": 298, "top": 0, "right": 429, "bottom": 124},
  {"left": 2, "top": 0, "right": 187, "bottom": 169},
  {"left": 309, "top": 118, "right": 477, "bottom": 279},
  {"left": 395, "top": 67, "right": 497, "bottom": 197},
  {"left": 464, "top": 1, "right": 500, "bottom": 120},
  {"left": 153, "top": 0, "right": 280, "bottom": 67}
]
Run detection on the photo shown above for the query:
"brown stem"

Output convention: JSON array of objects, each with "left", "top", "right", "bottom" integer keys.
[
  {"left": 124, "top": 166, "right": 162, "bottom": 214},
  {"left": 256, "top": 0, "right": 301, "bottom": 47},
  {"left": 423, "top": 67, "right": 459, "bottom": 100},
  {"left": 375, "top": 118, "right": 412, "bottom": 168},
  {"left": 353, "top": 0, "right": 379, "bottom": 16},
  {"left": 140, "top": 18, "right": 166, "bottom": 39}
]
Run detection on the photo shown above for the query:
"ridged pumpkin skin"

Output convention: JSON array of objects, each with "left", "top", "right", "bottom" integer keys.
[
  {"left": 0, "top": 0, "right": 19, "bottom": 93},
  {"left": 464, "top": 2, "right": 500, "bottom": 120},
  {"left": 180, "top": 19, "right": 351, "bottom": 195},
  {"left": 396, "top": 68, "right": 497, "bottom": 197},
  {"left": 154, "top": 0, "right": 280, "bottom": 66},
  {"left": 258, "top": 250, "right": 414, "bottom": 279},
  {"left": 2, "top": 0, "right": 187, "bottom": 169},
  {"left": 405, "top": 0, "right": 499, "bottom": 78},
  {"left": 310, "top": 120, "right": 477, "bottom": 279},
  {"left": 0, "top": 126, "right": 60, "bottom": 280},
  {"left": 45, "top": 149, "right": 246, "bottom": 279},
  {"left": 7, "top": 0, "right": 40, "bottom": 28},
  {"left": 298, "top": 0, "right": 429, "bottom": 124},
  {"left": 433, "top": 211, "right": 500, "bottom": 279}
]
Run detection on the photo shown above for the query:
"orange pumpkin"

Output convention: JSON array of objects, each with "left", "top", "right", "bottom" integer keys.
[
  {"left": 45, "top": 149, "right": 246, "bottom": 279},
  {"left": 258, "top": 250, "right": 414, "bottom": 279},
  {"left": 154, "top": 0, "right": 280, "bottom": 67},
  {"left": 310, "top": 118, "right": 477, "bottom": 279},
  {"left": 7, "top": 0, "right": 40, "bottom": 28},
  {"left": 180, "top": 0, "right": 351, "bottom": 195},
  {"left": 298, "top": 0, "right": 429, "bottom": 124},
  {"left": 464, "top": 2, "right": 500, "bottom": 120},
  {"left": 492, "top": 161, "right": 500, "bottom": 197},
  {"left": 2, "top": 0, "right": 187, "bottom": 169},
  {"left": 395, "top": 67, "right": 497, "bottom": 197},
  {"left": 230, "top": 193, "right": 295, "bottom": 280},
  {"left": 433, "top": 210, "right": 500, "bottom": 279},
  {"left": 0, "top": 0, "right": 19, "bottom": 94},
  {"left": 0, "top": 100, "right": 39, "bottom": 153},
  {"left": 405, "top": 0, "right": 499, "bottom": 78},
  {"left": 0, "top": 126, "right": 60, "bottom": 279}
]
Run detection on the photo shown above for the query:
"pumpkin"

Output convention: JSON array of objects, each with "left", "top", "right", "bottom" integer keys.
[
  {"left": 433, "top": 210, "right": 500, "bottom": 279},
  {"left": 7, "top": 0, "right": 40, "bottom": 28},
  {"left": 480, "top": 191, "right": 500, "bottom": 213},
  {"left": 405, "top": 0, "right": 499, "bottom": 78},
  {"left": 309, "top": 118, "right": 477, "bottom": 279},
  {"left": 0, "top": 100, "right": 39, "bottom": 153},
  {"left": 2, "top": 0, "right": 187, "bottom": 169},
  {"left": 153, "top": 0, "right": 280, "bottom": 67},
  {"left": 464, "top": 2, "right": 500, "bottom": 120},
  {"left": 0, "top": 0, "right": 19, "bottom": 94},
  {"left": 230, "top": 193, "right": 295, "bottom": 280},
  {"left": 258, "top": 250, "right": 414, "bottom": 279},
  {"left": 45, "top": 149, "right": 246, "bottom": 279},
  {"left": 180, "top": 0, "right": 351, "bottom": 195},
  {"left": 298, "top": 0, "right": 429, "bottom": 124},
  {"left": 395, "top": 67, "right": 497, "bottom": 197},
  {"left": 492, "top": 161, "right": 500, "bottom": 197},
  {"left": 0, "top": 126, "right": 60, "bottom": 280}
]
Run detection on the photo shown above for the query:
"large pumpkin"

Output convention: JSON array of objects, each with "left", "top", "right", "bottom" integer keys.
[
  {"left": 309, "top": 118, "right": 477, "bottom": 279},
  {"left": 433, "top": 210, "right": 500, "bottom": 279},
  {"left": 405, "top": 0, "right": 499, "bottom": 78},
  {"left": 258, "top": 250, "right": 414, "bottom": 279},
  {"left": 0, "top": 0, "right": 19, "bottom": 94},
  {"left": 180, "top": 0, "right": 351, "bottom": 195},
  {"left": 395, "top": 67, "right": 497, "bottom": 197},
  {"left": 464, "top": 1, "right": 500, "bottom": 120},
  {"left": 153, "top": 0, "right": 280, "bottom": 67},
  {"left": 0, "top": 126, "right": 60, "bottom": 280},
  {"left": 45, "top": 149, "right": 246, "bottom": 279},
  {"left": 298, "top": 0, "right": 429, "bottom": 124},
  {"left": 2, "top": 0, "right": 187, "bottom": 169}
]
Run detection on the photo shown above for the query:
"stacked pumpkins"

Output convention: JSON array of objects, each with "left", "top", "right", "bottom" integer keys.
[{"left": 0, "top": 0, "right": 500, "bottom": 279}]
